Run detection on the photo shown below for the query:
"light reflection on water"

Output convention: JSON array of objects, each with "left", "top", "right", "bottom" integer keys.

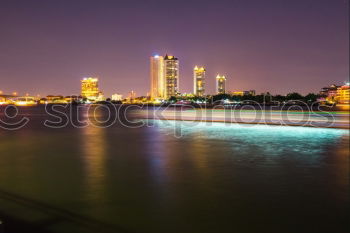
[
  {"left": 0, "top": 118, "right": 348, "bottom": 233},
  {"left": 81, "top": 126, "right": 107, "bottom": 203},
  {"left": 150, "top": 119, "right": 349, "bottom": 156}
]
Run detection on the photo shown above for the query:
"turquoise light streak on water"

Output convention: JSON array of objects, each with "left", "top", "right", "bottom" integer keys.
[
  {"left": 150, "top": 119, "right": 348, "bottom": 155},
  {"left": 0, "top": 109, "right": 348, "bottom": 233}
]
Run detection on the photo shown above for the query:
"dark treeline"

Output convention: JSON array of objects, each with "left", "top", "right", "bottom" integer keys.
[{"left": 169, "top": 92, "right": 323, "bottom": 104}]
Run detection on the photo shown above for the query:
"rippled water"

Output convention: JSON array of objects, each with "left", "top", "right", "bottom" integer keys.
[{"left": 0, "top": 107, "right": 349, "bottom": 233}]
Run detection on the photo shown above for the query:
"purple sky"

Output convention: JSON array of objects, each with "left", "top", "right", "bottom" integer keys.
[{"left": 0, "top": 0, "right": 348, "bottom": 97}]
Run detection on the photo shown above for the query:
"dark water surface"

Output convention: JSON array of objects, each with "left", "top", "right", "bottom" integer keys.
[{"left": 0, "top": 106, "right": 349, "bottom": 233}]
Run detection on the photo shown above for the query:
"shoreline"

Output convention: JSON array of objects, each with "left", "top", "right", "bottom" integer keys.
[{"left": 0, "top": 103, "right": 349, "bottom": 112}]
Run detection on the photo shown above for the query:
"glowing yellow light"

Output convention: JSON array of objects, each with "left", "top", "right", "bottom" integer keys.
[
  {"left": 336, "top": 84, "right": 350, "bottom": 104},
  {"left": 81, "top": 77, "right": 102, "bottom": 101},
  {"left": 232, "top": 91, "right": 244, "bottom": 96},
  {"left": 15, "top": 102, "right": 28, "bottom": 106}
]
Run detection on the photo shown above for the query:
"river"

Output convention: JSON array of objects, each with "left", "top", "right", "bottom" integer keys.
[{"left": 0, "top": 106, "right": 349, "bottom": 233}]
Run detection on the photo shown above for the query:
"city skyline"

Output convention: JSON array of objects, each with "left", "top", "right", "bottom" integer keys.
[
  {"left": 0, "top": 52, "right": 349, "bottom": 99},
  {"left": 0, "top": 0, "right": 348, "bottom": 97},
  {"left": 0, "top": 1, "right": 349, "bottom": 233}
]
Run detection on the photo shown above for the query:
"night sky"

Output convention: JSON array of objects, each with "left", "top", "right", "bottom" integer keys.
[{"left": 0, "top": 0, "right": 348, "bottom": 97}]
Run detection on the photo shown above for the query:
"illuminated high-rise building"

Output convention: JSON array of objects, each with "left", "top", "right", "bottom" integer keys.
[
  {"left": 193, "top": 66, "right": 206, "bottom": 96},
  {"left": 336, "top": 83, "right": 350, "bottom": 104},
  {"left": 216, "top": 75, "right": 226, "bottom": 94},
  {"left": 150, "top": 55, "right": 165, "bottom": 99},
  {"left": 164, "top": 54, "right": 179, "bottom": 98},
  {"left": 150, "top": 54, "right": 179, "bottom": 99},
  {"left": 81, "top": 77, "right": 102, "bottom": 101}
]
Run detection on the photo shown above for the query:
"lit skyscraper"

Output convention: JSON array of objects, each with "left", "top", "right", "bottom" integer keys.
[
  {"left": 150, "top": 54, "right": 179, "bottom": 99},
  {"left": 81, "top": 77, "right": 102, "bottom": 101},
  {"left": 164, "top": 55, "right": 179, "bottom": 98},
  {"left": 216, "top": 75, "right": 226, "bottom": 94},
  {"left": 150, "top": 55, "right": 165, "bottom": 99},
  {"left": 193, "top": 66, "right": 206, "bottom": 96}
]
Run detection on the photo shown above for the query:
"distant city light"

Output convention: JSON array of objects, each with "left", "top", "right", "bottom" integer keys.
[{"left": 81, "top": 77, "right": 103, "bottom": 102}]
